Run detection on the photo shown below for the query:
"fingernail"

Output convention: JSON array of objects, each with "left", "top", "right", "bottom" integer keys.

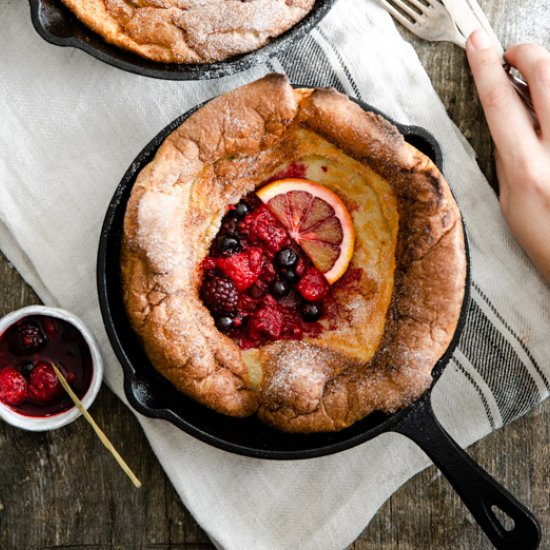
[{"left": 469, "top": 29, "right": 493, "bottom": 51}]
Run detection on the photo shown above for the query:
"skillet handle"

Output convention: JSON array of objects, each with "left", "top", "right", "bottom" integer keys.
[{"left": 391, "top": 399, "right": 541, "bottom": 550}]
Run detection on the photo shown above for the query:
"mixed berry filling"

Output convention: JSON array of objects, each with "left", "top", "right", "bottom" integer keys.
[
  {"left": 200, "top": 191, "right": 335, "bottom": 349},
  {"left": 0, "top": 315, "right": 92, "bottom": 416}
]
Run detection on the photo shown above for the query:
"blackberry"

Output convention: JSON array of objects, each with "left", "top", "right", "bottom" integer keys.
[
  {"left": 201, "top": 277, "right": 239, "bottom": 315},
  {"left": 8, "top": 320, "right": 47, "bottom": 355}
]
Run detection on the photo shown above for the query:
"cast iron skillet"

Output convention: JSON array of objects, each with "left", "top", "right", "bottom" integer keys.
[
  {"left": 97, "top": 94, "right": 541, "bottom": 549},
  {"left": 28, "top": 0, "right": 337, "bottom": 80}
]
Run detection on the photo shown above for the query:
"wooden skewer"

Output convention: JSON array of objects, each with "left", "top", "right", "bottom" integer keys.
[{"left": 52, "top": 364, "right": 142, "bottom": 488}]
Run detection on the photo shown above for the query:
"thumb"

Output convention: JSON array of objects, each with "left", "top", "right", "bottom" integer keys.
[{"left": 466, "top": 30, "right": 534, "bottom": 153}]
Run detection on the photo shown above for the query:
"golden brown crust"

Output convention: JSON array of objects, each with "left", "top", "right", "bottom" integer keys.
[
  {"left": 121, "top": 74, "right": 466, "bottom": 431},
  {"left": 256, "top": 89, "right": 466, "bottom": 431},
  {"left": 59, "top": 0, "right": 315, "bottom": 64},
  {"left": 121, "top": 74, "right": 297, "bottom": 417}
]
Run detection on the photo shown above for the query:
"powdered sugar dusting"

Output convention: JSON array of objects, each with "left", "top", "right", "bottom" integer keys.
[
  {"left": 64, "top": 0, "right": 316, "bottom": 63},
  {"left": 263, "top": 343, "right": 337, "bottom": 412},
  {"left": 136, "top": 190, "right": 184, "bottom": 273},
  {"left": 268, "top": 350, "right": 330, "bottom": 393}
]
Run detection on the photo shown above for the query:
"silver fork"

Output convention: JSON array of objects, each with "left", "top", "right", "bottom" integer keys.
[
  {"left": 378, "top": 0, "right": 466, "bottom": 48},
  {"left": 378, "top": 0, "right": 536, "bottom": 121}
]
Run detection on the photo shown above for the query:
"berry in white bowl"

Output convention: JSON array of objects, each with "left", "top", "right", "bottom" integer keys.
[{"left": 0, "top": 305, "right": 103, "bottom": 431}]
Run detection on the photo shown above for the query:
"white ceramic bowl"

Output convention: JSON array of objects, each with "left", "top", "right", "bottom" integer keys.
[{"left": 0, "top": 305, "right": 103, "bottom": 431}]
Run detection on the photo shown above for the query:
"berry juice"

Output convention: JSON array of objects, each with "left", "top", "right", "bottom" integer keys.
[{"left": 0, "top": 315, "right": 93, "bottom": 417}]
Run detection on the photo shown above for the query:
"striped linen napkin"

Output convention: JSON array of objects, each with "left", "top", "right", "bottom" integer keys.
[{"left": 0, "top": 0, "right": 548, "bottom": 548}]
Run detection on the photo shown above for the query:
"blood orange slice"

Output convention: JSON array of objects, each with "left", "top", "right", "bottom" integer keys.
[{"left": 256, "top": 178, "right": 355, "bottom": 284}]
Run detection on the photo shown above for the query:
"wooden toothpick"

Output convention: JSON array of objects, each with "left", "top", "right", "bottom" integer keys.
[{"left": 52, "top": 364, "right": 142, "bottom": 488}]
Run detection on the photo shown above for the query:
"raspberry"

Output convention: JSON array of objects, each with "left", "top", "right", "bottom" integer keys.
[
  {"left": 198, "top": 194, "right": 337, "bottom": 349},
  {"left": 201, "top": 277, "right": 239, "bottom": 315},
  {"left": 296, "top": 268, "right": 331, "bottom": 301},
  {"left": 295, "top": 257, "right": 307, "bottom": 277},
  {"left": 247, "top": 296, "right": 284, "bottom": 340},
  {"left": 42, "top": 318, "right": 58, "bottom": 337},
  {"left": 216, "top": 247, "right": 263, "bottom": 291},
  {"left": 28, "top": 361, "right": 63, "bottom": 403},
  {"left": 259, "top": 255, "right": 277, "bottom": 283},
  {"left": 202, "top": 257, "right": 217, "bottom": 271},
  {"left": 0, "top": 367, "right": 28, "bottom": 406},
  {"left": 8, "top": 319, "right": 47, "bottom": 355},
  {"left": 238, "top": 294, "right": 260, "bottom": 316},
  {"left": 279, "top": 306, "right": 303, "bottom": 339},
  {"left": 239, "top": 205, "right": 288, "bottom": 253},
  {"left": 249, "top": 280, "right": 268, "bottom": 299}
]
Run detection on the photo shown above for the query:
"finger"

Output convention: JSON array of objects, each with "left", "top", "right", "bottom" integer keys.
[
  {"left": 505, "top": 43, "right": 550, "bottom": 140},
  {"left": 466, "top": 30, "right": 537, "bottom": 155}
]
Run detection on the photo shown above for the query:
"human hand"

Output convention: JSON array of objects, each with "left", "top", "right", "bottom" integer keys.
[{"left": 466, "top": 29, "right": 550, "bottom": 283}]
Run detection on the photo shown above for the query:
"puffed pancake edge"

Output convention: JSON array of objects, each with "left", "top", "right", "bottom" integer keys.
[
  {"left": 59, "top": 0, "right": 316, "bottom": 64},
  {"left": 121, "top": 74, "right": 466, "bottom": 432}
]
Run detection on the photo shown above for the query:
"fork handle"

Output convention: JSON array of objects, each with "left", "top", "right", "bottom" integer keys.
[{"left": 503, "top": 64, "right": 538, "bottom": 125}]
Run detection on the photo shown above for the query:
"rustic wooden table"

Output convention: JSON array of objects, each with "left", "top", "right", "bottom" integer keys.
[{"left": 0, "top": 1, "right": 549, "bottom": 548}]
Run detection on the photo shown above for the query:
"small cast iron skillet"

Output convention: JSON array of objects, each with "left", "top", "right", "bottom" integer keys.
[
  {"left": 28, "top": 0, "right": 337, "bottom": 80},
  {"left": 97, "top": 95, "right": 541, "bottom": 549}
]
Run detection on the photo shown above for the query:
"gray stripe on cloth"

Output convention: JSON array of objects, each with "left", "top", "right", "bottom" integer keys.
[
  {"left": 473, "top": 281, "right": 549, "bottom": 390},
  {"left": 276, "top": 33, "right": 344, "bottom": 91},
  {"left": 451, "top": 355, "right": 497, "bottom": 430},
  {"left": 459, "top": 296, "right": 542, "bottom": 424}
]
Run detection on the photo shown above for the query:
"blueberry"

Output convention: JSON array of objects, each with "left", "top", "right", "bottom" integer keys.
[
  {"left": 227, "top": 200, "right": 251, "bottom": 219},
  {"left": 215, "top": 316, "right": 234, "bottom": 333},
  {"left": 270, "top": 279, "right": 290, "bottom": 298},
  {"left": 281, "top": 269, "right": 299, "bottom": 284},
  {"left": 275, "top": 248, "right": 298, "bottom": 270},
  {"left": 216, "top": 234, "right": 241, "bottom": 256},
  {"left": 18, "top": 361, "right": 35, "bottom": 379},
  {"left": 301, "top": 302, "right": 323, "bottom": 322},
  {"left": 234, "top": 201, "right": 251, "bottom": 218}
]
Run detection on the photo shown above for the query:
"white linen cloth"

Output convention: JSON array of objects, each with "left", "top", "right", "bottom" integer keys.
[{"left": 1, "top": 1, "right": 549, "bottom": 549}]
